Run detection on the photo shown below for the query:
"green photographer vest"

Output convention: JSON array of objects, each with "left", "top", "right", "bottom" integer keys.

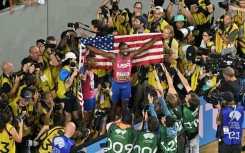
[
  {"left": 133, "top": 130, "right": 158, "bottom": 153},
  {"left": 159, "top": 125, "right": 177, "bottom": 153},
  {"left": 105, "top": 123, "right": 134, "bottom": 153},
  {"left": 182, "top": 105, "right": 200, "bottom": 134}
]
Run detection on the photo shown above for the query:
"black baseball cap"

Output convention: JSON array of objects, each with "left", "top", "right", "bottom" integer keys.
[
  {"left": 20, "top": 87, "right": 33, "bottom": 102},
  {"left": 221, "top": 91, "right": 234, "bottom": 103}
]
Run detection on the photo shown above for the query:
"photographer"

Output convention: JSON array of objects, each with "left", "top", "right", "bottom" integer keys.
[
  {"left": 176, "top": 68, "right": 200, "bottom": 153},
  {"left": 20, "top": 57, "right": 36, "bottom": 75},
  {"left": 133, "top": 110, "right": 159, "bottom": 153},
  {"left": 0, "top": 106, "right": 23, "bottom": 153},
  {"left": 28, "top": 45, "right": 56, "bottom": 93},
  {"left": 52, "top": 122, "right": 74, "bottom": 153},
  {"left": 9, "top": 87, "right": 38, "bottom": 153},
  {"left": 212, "top": 66, "right": 242, "bottom": 104},
  {"left": 216, "top": 91, "right": 244, "bottom": 153},
  {"left": 101, "top": 0, "right": 121, "bottom": 20},
  {"left": 162, "top": 25, "right": 179, "bottom": 61},
  {"left": 154, "top": 65, "right": 186, "bottom": 153},
  {"left": 166, "top": 1, "right": 194, "bottom": 25},
  {"left": 215, "top": 11, "right": 239, "bottom": 52},
  {"left": 230, "top": 1, "right": 245, "bottom": 58},
  {"left": 130, "top": 15, "right": 149, "bottom": 34},
  {"left": 36, "top": 91, "right": 56, "bottom": 133},
  {"left": 0, "top": 62, "right": 21, "bottom": 102},
  {"left": 113, "top": 9, "right": 130, "bottom": 35},
  {"left": 184, "top": 0, "right": 214, "bottom": 46},
  {"left": 76, "top": 19, "right": 102, "bottom": 39},
  {"left": 96, "top": 6, "right": 114, "bottom": 28},
  {"left": 39, "top": 36, "right": 59, "bottom": 67},
  {"left": 56, "top": 52, "right": 79, "bottom": 125},
  {"left": 148, "top": 91, "right": 177, "bottom": 153},
  {"left": 148, "top": 6, "right": 169, "bottom": 31},
  {"left": 104, "top": 108, "right": 134, "bottom": 153},
  {"left": 94, "top": 81, "right": 112, "bottom": 136},
  {"left": 200, "top": 29, "right": 216, "bottom": 52}
]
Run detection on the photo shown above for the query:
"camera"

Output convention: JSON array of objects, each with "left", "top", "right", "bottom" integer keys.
[
  {"left": 170, "top": 0, "right": 182, "bottom": 4},
  {"left": 12, "top": 71, "right": 25, "bottom": 78},
  {"left": 14, "top": 113, "right": 26, "bottom": 124},
  {"left": 153, "top": 0, "right": 165, "bottom": 7},
  {"left": 93, "top": 109, "right": 106, "bottom": 131},
  {"left": 67, "top": 22, "right": 80, "bottom": 30},
  {"left": 53, "top": 97, "right": 62, "bottom": 111},
  {"left": 101, "top": 82, "right": 107, "bottom": 89},
  {"left": 33, "top": 62, "right": 43, "bottom": 69},
  {"left": 205, "top": 89, "right": 223, "bottom": 107},
  {"left": 154, "top": 64, "right": 166, "bottom": 81},
  {"left": 111, "top": 0, "right": 119, "bottom": 11},
  {"left": 211, "top": 21, "right": 225, "bottom": 32},
  {"left": 141, "top": 103, "right": 150, "bottom": 117},
  {"left": 44, "top": 43, "right": 56, "bottom": 48},
  {"left": 100, "top": 5, "right": 109, "bottom": 15},
  {"left": 145, "top": 85, "right": 158, "bottom": 97},
  {"left": 218, "top": 0, "right": 237, "bottom": 11},
  {"left": 196, "top": 47, "right": 210, "bottom": 56},
  {"left": 70, "top": 62, "right": 78, "bottom": 69},
  {"left": 26, "top": 140, "right": 39, "bottom": 147},
  {"left": 150, "top": 21, "right": 160, "bottom": 33}
]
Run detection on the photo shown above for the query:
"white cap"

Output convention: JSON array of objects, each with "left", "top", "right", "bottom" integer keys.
[
  {"left": 62, "top": 52, "right": 77, "bottom": 62},
  {"left": 155, "top": 6, "right": 163, "bottom": 13}
]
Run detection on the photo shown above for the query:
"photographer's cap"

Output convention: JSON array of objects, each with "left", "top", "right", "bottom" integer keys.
[
  {"left": 136, "top": 16, "right": 148, "bottom": 29},
  {"left": 221, "top": 91, "right": 234, "bottom": 103},
  {"left": 21, "top": 57, "right": 35, "bottom": 66},
  {"left": 155, "top": 6, "right": 163, "bottom": 13},
  {"left": 174, "top": 14, "right": 187, "bottom": 22},
  {"left": 20, "top": 87, "right": 33, "bottom": 102},
  {"left": 62, "top": 52, "right": 77, "bottom": 62}
]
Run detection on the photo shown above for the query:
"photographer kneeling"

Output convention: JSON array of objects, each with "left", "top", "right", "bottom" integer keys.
[{"left": 216, "top": 91, "right": 244, "bottom": 153}]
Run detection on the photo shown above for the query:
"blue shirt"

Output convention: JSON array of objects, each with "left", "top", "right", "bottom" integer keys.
[
  {"left": 52, "top": 134, "right": 75, "bottom": 153},
  {"left": 59, "top": 69, "right": 71, "bottom": 81}
]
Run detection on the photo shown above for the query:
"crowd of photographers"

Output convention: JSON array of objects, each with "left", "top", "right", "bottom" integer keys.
[{"left": 1, "top": 0, "right": 245, "bottom": 152}]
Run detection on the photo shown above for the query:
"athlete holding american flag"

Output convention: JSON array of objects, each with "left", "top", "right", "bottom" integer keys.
[{"left": 85, "top": 34, "right": 162, "bottom": 121}]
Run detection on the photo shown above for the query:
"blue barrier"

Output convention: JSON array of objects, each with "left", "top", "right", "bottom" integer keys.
[{"left": 82, "top": 96, "right": 245, "bottom": 152}]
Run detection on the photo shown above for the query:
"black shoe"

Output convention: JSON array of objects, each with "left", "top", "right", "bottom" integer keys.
[{"left": 242, "top": 145, "right": 245, "bottom": 151}]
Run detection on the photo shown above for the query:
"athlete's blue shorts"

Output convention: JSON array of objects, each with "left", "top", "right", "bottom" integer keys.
[
  {"left": 111, "top": 79, "right": 131, "bottom": 103},
  {"left": 84, "top": 96, "right": 96, "bottom": 112}
]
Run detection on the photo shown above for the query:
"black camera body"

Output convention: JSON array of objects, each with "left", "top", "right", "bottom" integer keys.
[
  {"left": 53, "top": 97, "right": 62, "bottom": 111},
  {"left": 204, "top": 89, "right": 224, "bottom": 107},
  {"left": 12, "top": 71, "right": 25, "bottom": 78},
  {"left": 44, "top": 43, "right": 56, "bottom": 49},
  {"left": 100, "top": 5, "right": 109, "bottom": 15},
  {"left": 145, "top": 86, "right": 158, "bottom": 97},
  {"left": 67, "top": 22, "right": 80, "bottom": 30},
  {"left": 14, "top": 113, "right": 31, "bottom": 126},
  {"left": 93, "top": 109, "right": 106, "bottom": 131},
  {"left": 170, "top": 0, "right": 182, "bottom": 4},
  {"left": 212, "top": 21, "right": 225, "bottom": 32},
  {"left": 101, "top": 82, "right": 107, "bottom": 89},
  {"left": 33, "top": 62, "right": 43, "bottom": 69},
  {"left": 218, "top": 0, "right": 237, "bottom": 11}
]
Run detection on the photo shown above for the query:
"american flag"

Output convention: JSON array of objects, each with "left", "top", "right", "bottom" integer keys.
[
  {"left": 77, "top": 45, "right": 87, "bottom": 113},
  {"left": 79, "top": 33, "right": 164, "bottom": 69}
]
